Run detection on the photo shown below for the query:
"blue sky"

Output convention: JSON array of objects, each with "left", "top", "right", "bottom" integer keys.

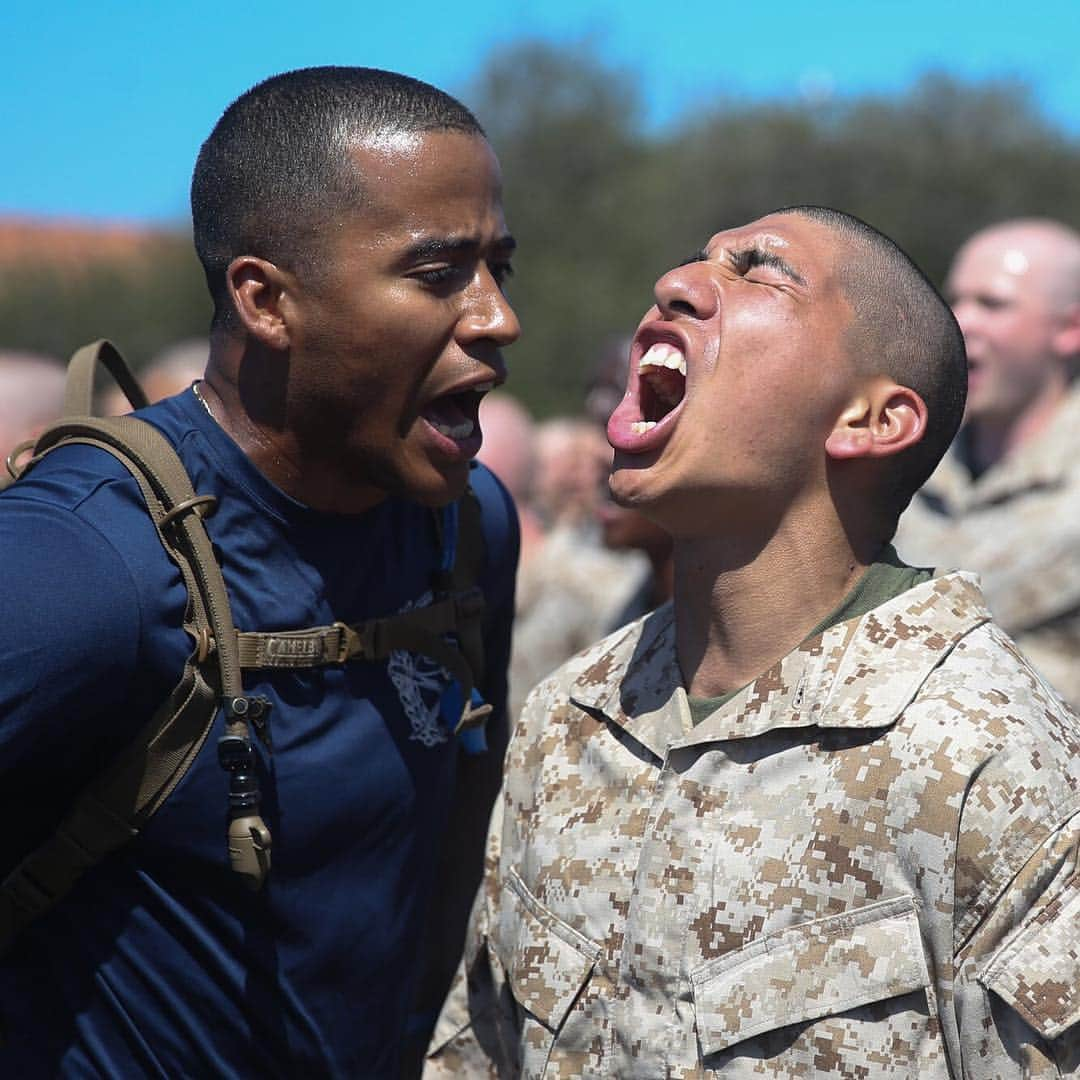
[{"left": 3, "top": 0, "right": 1077, "bottom": 225}]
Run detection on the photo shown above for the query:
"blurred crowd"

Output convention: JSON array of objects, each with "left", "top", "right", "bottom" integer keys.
[
  {"left": 2, "top": 214, "right": 1079, "bottom": 716},
  {"left": 475, "top": 336, "right": 674, "bottom": 718}
]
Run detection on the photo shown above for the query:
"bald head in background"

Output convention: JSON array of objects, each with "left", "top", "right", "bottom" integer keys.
[
  {"left": 946, "top": 218, "right": 1080, "bottom": 471},
  {"left": 0, "top": 352, "right": 66, "bottom": 465},
  {"left": 894, "top": 217, "right": 1080, "bottom": 707}
]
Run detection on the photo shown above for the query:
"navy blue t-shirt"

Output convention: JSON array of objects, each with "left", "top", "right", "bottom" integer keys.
[{"left": 0, "top": 389, "right": 517, "bottom": 1076}]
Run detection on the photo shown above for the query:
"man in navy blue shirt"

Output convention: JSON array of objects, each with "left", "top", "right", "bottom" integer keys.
[{"left": 0, "top": 67, "right": 520, "bottom": 1076}]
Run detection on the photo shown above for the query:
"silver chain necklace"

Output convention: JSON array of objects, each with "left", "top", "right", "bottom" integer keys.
[{"left": 192, "top": 380, "right": 218, "bottom": 424}]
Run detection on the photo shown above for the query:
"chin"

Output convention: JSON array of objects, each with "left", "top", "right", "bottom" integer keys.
[
  {"left": 406, "top": 464, "right": 472, "bottom": 508},
  {"left": 610, "top": 467, "right": 658, "bottom": 512}
]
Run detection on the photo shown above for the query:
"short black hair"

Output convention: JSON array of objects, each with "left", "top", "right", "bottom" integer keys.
[
  {"left": 774, "top": 206, "right": 967, "bottom": 531},
  {"left": 191, "top": 66, "right": 484, "bottom": 326}
]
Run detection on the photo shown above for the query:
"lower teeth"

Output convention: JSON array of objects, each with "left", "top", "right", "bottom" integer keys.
[
  {"left": 432, "top": 418, "right": 475, "bottom": 439},
  {"left": 631, "top": 421, "right": 657, "bottom": 435}
]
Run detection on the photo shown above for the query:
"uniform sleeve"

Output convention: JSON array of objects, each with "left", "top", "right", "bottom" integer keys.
[
  {"left": 954, "top": 812, "right": 1080, "bottom": 1077},
  {"left": 424, "top": 775, "right": 522, "bottom": 1077}
]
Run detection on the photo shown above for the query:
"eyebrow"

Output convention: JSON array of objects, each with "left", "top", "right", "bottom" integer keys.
[
  {"left": 404, "top": 233, "right": 517, "bottom": 262},
  {"left": 680, "top": 245, "right": 806, "bottom": 286}
]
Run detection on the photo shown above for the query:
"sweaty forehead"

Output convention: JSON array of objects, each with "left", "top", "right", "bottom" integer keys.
[{"left": 705, "top": 213, "right": 845, "bottom": 284}]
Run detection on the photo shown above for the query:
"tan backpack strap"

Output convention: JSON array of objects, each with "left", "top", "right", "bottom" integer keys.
[
  {"left": 0, "top": 653, "right": 219, "bottom": 952},
  {"left": 30, "top": 417, "right": 243, "bottom": 697},
  {"left": 236, "top": 595, "right": 462, "bottom": 668},
  {"left": 0, "top": 412, "right": 269, "bottom": 954},
  {"left": 234, "top": 583, "right": 490, "bottom": 734},
  {"left": 64, "top": 339, "right": 150, "bottom": 417}
]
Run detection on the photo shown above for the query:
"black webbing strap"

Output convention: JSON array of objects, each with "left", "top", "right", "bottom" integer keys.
[{"left": 450, "top": 486, "right": 487, "bottom": 698}]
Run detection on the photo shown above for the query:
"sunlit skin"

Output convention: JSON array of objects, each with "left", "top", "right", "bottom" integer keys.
[
  {"left": 199, "top": 130, "right": 520, "bottom": 514},
  {"left": 606, "top": 213, "right": 927, "bottom": 697},
  {"left": 945, "top": 221, "right": 1080, "bottom": 471}
]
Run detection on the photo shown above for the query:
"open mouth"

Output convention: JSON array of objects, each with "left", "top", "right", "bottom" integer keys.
[
  {"left": 421, "top": 381, "right": 496, "bottom": 448},
  {"left": 633, "top": 343, "right": 686, "bottom": 433},
  {"left": 608, "top": 340, "right": 687, "bottom": 452}
]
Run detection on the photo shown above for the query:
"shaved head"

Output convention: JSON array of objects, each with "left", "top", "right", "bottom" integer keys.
[
  {"left": 954, "top": 219, "right": 1080, "bottom": 315},
  {"left": 946, "top": 218, "right": 1080, "bottom": 447},
  {"left": 774, "top": 206, "right": 968, "bottom": 524}
]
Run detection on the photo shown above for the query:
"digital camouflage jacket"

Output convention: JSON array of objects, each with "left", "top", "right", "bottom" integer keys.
[
  {"left": 895, "top": 384, "right": 1080, "bottom": 710},
  {"left": 426, "top": 573, "right": 1080, "bottom": 1078}
]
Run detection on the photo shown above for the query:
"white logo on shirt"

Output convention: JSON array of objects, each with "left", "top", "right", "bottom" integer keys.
[{"left": 387, "top": 590, "right": 451, "bottom": 748}]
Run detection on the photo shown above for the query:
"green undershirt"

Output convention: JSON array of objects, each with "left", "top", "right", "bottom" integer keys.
[{"left": 686, "top": 546, "right": 933, "bottom": 726}]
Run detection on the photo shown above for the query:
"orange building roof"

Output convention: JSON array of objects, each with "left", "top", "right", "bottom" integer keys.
[{"left": 0, "top": 216, "right": 184, "bottom": 270}]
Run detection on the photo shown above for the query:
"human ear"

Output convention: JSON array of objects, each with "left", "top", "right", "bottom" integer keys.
[
  {"left": 225, "top": 256, "right": 293, "bottom": 350},
  {"left": 825, "top": 379, "right": 927, "bottom": 460}
]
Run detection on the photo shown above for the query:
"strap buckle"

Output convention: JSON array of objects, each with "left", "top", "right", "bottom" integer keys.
[{"left": 332, "top": 621, "right": 362, "bottom": 664}]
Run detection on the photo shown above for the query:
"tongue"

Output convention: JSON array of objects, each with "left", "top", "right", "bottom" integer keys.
[
  {"left": 423, "top": 395, "right": 476, "bottom": 440},
  {"left": 644, "top": 367, "right": 685, "bottom": 413}
]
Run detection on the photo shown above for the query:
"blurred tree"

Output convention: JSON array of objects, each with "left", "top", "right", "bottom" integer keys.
[
  {"left": 2, "top": 44, "right": 1077, "bottom": 420},
  {"left": 465, "top": 44, "right": 1080, "bottom": 417},
  {"left": 464, "top": 40, "right": 666, "bottom": 417},
  {"left": 0, "top": 235, "right": 209, "bottom": 371}
]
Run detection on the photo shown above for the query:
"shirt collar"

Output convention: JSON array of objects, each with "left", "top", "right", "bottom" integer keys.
[{"left": 568, "top": 572, "right": 992, "bottom": 757}]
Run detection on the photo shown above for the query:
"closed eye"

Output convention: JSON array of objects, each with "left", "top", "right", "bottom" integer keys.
[
  {"left": 732, "top": 247, "right": 806, "bottom": 285},
  {"left": 414, "top": 265, "right": 468, "bottom": 288}
]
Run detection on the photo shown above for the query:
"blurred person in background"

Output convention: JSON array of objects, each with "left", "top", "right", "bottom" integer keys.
[
  {"left": 505, "top": 338, "right": 653, "bottom": 720},
  {"left": 506, "top": 414, "right": 646, "bottom": 719},
  {"left": 597, "top": 485, "right": 673, "bottom": 630},
  {"left": 895, "top": 218, "right": 1080, "bottom": 706},
  {"left": 531, "top": 415, "right": 610, "bottom": 531},
  {"left": 476, "top": 389, "right": 544, "bottom": 560},
  {"left": 0, "top": 351, "right": 65, "bottom": 468}
]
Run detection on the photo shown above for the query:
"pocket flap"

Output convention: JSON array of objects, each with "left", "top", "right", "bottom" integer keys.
[
  {"left": 491, "top": 867, "right": 599, "bottom": 1031},
  {"left": 980, "top": 879, "right": 1080, "bottom": 1040},
  {"left": 691, "top": 895, "right": 930, "bottom": 1056}
]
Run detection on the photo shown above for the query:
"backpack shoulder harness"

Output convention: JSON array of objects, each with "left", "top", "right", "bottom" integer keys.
[{"left": 0, "top": 340, "right": 489, "bottom": 956}]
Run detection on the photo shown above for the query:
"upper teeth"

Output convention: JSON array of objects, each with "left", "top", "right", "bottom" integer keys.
[
  {"left": 639, "top": 343, "right": 686, "bottom": 376},
  {"left": 473, "top": 381, "right": 495, "bottom": 393},
  {"left": 432, "top": 419, "right": 475, "bottom": 440}
]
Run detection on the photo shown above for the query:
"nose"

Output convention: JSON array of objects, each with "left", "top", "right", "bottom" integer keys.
[
  {"left": 654, "top": 261, "right": 720, "bottom": 321},
  {"left": 459, "top": 267, "right": 521, "bottom": 348}
]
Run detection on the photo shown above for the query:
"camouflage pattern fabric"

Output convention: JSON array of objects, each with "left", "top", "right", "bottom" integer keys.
[
  {"left": 895, "top": 384, "right": 1080, "bottom": 710},
  {"left": 426, "top": 573, "right": 1080, "bottom": 1078},
  {"left": 510, "top": 522, "right": 648, "bottom": 721}
]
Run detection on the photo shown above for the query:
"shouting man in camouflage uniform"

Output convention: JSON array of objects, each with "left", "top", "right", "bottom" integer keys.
[{"left": 426, "top": 207, "right": 1080, "bottom": 1078}]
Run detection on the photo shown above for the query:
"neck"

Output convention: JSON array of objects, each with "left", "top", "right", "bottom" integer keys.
[
  {"left": 197, "top": 370, "right": 386, "bottom": 515},
  {"left": 646, "top": 543, "right": 675, "bottom": 607},
  {"left": 196, "top": 374, "right": 301, "bottom": 488},
  {"left": 674, "top": 506, "right": 876, "bottom": 698},
  {"left": 968, "top": 375, "right": 1070, "bottom": 474}
]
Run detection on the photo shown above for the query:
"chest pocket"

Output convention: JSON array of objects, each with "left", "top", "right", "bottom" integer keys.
[
  {"left": 689, "top": 894, "right": 948, "bottom": 1076},
  {"left": 491, "top": 867, "right": 599, "bottom": 1077}
]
